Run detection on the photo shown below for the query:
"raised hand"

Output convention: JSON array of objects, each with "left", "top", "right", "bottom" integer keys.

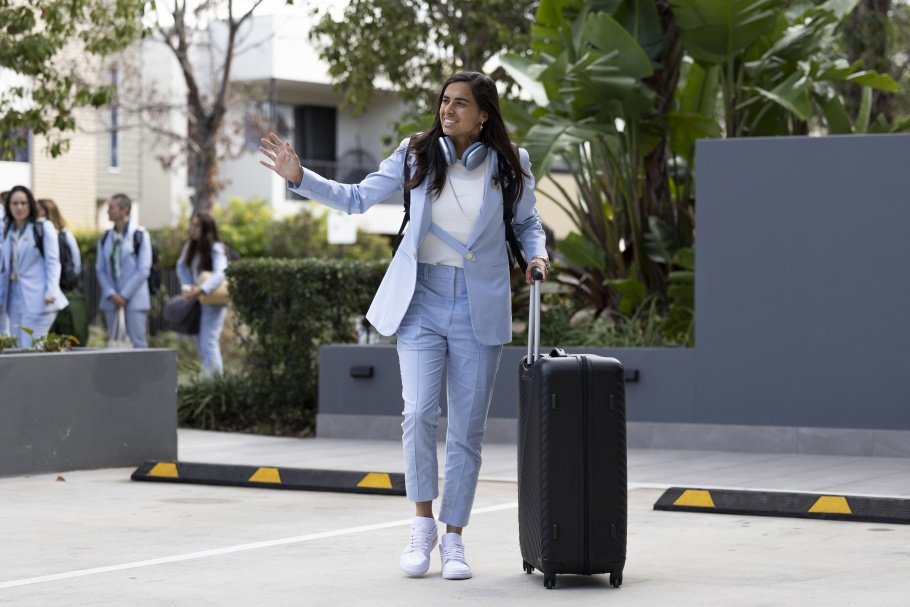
[{"left": 259, "top": 132, "right": 304, "bottom": 186}]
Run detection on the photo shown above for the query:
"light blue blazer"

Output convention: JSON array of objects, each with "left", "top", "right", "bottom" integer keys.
[
  {"left": 289, "top": 138, "right": 547, "bottom": 345},
  {"left": 96, "top": 223, "right": 152, "bottom": 312},
  {"left": 0, "top": 219, "right": 69, "bottom": 314},
  {"left": 176, "top": 241, "right": 228, "bottom": 298}
]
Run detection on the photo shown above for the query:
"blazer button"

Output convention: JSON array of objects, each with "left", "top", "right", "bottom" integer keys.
[{"left": 466, "top": 252, "right": 474, "bottom": 260}]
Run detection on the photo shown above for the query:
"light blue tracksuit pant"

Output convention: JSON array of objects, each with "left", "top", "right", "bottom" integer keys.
[
  {"left": 397, "top": 263, "right": 503, "bottom": 528},
  {"left": 196, "top": 303, "right": 228, "bottom": 375},
  {"left": 105, "top": 310, "right": 148, "bottom": 348},
  {"left": 7, "top": 284, "right": 55, "bottom": 349}
]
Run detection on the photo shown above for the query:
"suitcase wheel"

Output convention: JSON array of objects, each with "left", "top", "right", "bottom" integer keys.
[
  {"left": 610, "top": 572, "right": 622, "bottom": 588},
  {"left": 523, "top": 561, "right": 534, "bottom": 574},
  {"left": 544, "top": 575, "right": 556, "bottom": 589}
]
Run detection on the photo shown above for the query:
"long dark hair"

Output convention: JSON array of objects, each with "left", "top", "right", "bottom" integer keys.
[
  {"left": 406, "top": 72, "right": 529, "bottom": 203},
  {"left": 4, "top": 185, "right": 39, "bottom": 233},
  {"left": 182, "top": 211, "right": 221, "bottom": 272}
]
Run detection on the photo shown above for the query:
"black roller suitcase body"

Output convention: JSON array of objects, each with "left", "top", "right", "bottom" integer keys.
[{"left": 517, "top": 272, "right": 627, "bottom": 589}]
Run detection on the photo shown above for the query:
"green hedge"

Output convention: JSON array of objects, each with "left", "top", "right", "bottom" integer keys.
[{"left": 226, "top": 258, "right": 387, "bottom": 432}]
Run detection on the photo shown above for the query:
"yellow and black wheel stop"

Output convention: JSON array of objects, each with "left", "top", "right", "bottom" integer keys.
[
  {"left": 654, "top": 487, "right": 910, "bottom": 525},
  {"left": 131, "top": 461, "right": 406, "bottom": 496}
]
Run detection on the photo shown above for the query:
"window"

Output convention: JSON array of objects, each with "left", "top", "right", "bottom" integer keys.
[
  {"left": 1, "top": 127, "right": 29, "bottom": 162},
  {"left": 109, "top": 67, "right": 120, "bottom": 170},
  {"left": 286, "top": 105, "right": 337, "bottom": 200}
]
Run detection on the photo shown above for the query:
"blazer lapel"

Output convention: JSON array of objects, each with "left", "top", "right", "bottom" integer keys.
[{"left": 466, "top": 150, "right": 501, "bottom": 248}]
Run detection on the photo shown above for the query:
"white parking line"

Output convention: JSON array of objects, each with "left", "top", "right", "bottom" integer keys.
[{"left": 0, "top": 502, "right": 518, "bottom": 589}]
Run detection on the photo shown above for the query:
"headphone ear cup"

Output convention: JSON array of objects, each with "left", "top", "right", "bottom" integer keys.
[
  {"left": 439, "top": 137, "right": 457, "bottom": 166},
  {"left": 461, "top": 142, "right": 488, "bottom": 171}
]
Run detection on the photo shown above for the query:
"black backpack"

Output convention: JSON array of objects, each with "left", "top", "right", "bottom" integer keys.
[
  {"left": 102, "top": 228, "right": 161, "bottom": 295},
  {"left": 391, "top": 151, "right": 528, "bottom": 272},
  {"left": 28, "top": 222, "right": 79, "bottom": 291}
]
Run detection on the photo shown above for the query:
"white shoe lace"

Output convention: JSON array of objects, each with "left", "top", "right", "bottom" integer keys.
[
  {"left": 407, "top": 528, "right": 434, "bottom": 553},
  {"left": 442, "top": 542, "right": 466, "bottom": 566}
]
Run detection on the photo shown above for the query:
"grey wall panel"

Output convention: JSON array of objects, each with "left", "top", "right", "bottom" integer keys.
[
  {"left": 696, "top": 135, "right": 910, "bottom": 430},
  {"left": 0, "top": 349, "right": 177, "bottom": 477},
  {"left": 318, "top": 345, "right": 694, "bottom": 423}
]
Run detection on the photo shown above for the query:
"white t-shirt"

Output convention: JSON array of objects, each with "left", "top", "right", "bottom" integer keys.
[{"left": 417, "top": 155, "right": 489, "bottom": 267}]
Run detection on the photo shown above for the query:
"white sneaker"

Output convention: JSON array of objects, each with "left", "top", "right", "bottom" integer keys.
[
  {"left": 439, "top": 532, "right": 472, "bottom": 580},
  {"left": 400, "top": 517, "right": 438, "bottom": 576}
]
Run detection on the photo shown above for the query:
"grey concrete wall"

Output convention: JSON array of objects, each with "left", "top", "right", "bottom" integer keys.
[
  {"left": 317, "top": 344, "right": 693, "bottom": 443},
  {"left": 696, "top": 134, "right": 910, "bottom": 431},
  {"left": 0, "top": 349, "right": 178, "bottom": 477}
]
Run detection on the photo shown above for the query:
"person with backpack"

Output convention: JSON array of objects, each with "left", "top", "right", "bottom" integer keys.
[
  {"left": 0, "top": 185, "right": 69, "bottom": 348},
  {"left": 96, "top": 193, "right": 152, "bottom": 348},
  {"left": 176, "top": 211, "right": 230, "bottom": 376},
  {"left": 260, "top": 72, "right": 549, "bottom": 580},
  {"left": 37, "top": 198, "right": 89, "bottom": 346}
]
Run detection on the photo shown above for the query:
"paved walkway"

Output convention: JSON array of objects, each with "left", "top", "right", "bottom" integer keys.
[{"left": 1, "top": 429, "right": 908, "bottom": 605}]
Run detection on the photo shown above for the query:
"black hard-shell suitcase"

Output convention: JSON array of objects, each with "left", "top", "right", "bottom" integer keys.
[{"left": 517, "top": 269, "right": 627, "bottom": 589}]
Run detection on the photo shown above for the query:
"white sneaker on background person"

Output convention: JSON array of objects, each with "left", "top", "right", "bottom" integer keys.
[
  {"left": 400, "top": 516, "right": 438, "bottom": 576},
  {"left": 440, "top": 532, "right": 472, "bottom": 580}
]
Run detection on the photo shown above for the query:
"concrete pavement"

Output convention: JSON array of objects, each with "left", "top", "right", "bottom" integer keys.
[{"left": 1, "top": 429, "right": 909, "bottom": 605}]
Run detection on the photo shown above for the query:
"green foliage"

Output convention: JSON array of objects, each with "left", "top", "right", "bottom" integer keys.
[
  {"left": 501, "top": 0, "right": 902, "bottom": 342},
  {"left": 227, "top": 258, "right": 387, "bottom": 430},
  {"left": 73, "top": 230, "right": 102, "bottom": 267},
  {"left": 261, "top": 211, "right": 392, "bottom": 261},
  {"left": 0, "top": 334, "right": 18, "bottom": 352},
  {"left": 309, "top": 0, "right": 538, "bottom": 142},
  {"left": 177, "top": 371, "right": 260, "bottom": 432},
  {"left": 15, "top": 326, "right": 78, "bottom": 352},
  {"left": 0, "top": 0, "right": 147, "bottom": 159},
  {"left": 213, "top": 198, "right": 274, "bottom": 259}
]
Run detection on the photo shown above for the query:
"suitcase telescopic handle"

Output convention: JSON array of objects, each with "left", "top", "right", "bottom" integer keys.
[{"left": 527, "top": 267, "right": 544, "bottom": 364}]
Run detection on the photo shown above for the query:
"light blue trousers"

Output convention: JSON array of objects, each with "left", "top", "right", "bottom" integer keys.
[
  {"left": 105, "top": 309, "right": 149, "bottom": 348},
  {"left": 397, "top": 263, "right": 503, "bottom": 528},
  {"left": 7, "top": 286, "right": 55, "bottom": 349},
  {"left": 195, "top": 304, "right": 228, "bottom": 375},
  {"left": 0, "top": 311, "right": 9, "bottom": 336}
]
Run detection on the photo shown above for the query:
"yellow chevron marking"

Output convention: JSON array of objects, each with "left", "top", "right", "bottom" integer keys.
[
  {"left": 809, "top": 496, "right": 852, "bottom": 514},
  {"left": 249, "top": 467, "right": 282, "bottom": 484},
  {"left": 357, "top": 473, "right": 393, "bottom": 489},
  {"left": 148, "top": 463, "right": 179, "bottom": 478},
  {"left": 673, "top": 489, "right": 716, "bottom": 508}
]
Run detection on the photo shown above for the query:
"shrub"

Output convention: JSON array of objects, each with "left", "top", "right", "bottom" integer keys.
[{"left": 227, "top": 258, "right": 387, "bottom": 432}]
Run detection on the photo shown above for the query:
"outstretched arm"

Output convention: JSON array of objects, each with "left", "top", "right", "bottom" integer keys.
[{"left": 259, "top": 132, "right": 304, "bottom": 187}]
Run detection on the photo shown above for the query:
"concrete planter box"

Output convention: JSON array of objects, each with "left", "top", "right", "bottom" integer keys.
[{"left": 0, "top": 348, "right": 178, "bottom": 477}]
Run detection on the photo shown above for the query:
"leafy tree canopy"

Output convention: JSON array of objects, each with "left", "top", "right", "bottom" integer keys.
[
  {"left": 309, "top": 0, "right": 538, "bottom": 119},
  {"left": 0, "top": 0, "right": 148, "bottom": 160}
]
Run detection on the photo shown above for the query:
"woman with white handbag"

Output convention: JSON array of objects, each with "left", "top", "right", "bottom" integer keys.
[{"left": 176, "top": 211, "right": 230, "bottom": 375}]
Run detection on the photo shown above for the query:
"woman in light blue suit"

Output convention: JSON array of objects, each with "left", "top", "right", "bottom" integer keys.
[
  {"left": 0, "top": 185, "right": 69, "bottom": 348},
  {"left": 177, "top": 211, "right": 229, "bottom": 376},
  {"left": 260, "top": 72, "right": 549, "bottom": 580},
  {"left": 95, "top": 193, "right": 152, "bottom": 348}
]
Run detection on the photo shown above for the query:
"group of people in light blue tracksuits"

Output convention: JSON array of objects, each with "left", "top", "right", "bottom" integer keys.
[{"left": 1, "top": 187, "right": 229, "bottom": 375}]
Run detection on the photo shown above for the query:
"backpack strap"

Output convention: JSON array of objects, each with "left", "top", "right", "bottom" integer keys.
[
  {"left": 498, "top": 155, "right": 527, "bottom": 273},
  {"left": 34, "top": 220, "right": 45, "bottom": 258},
  {"left": 101, "top": 229, "right": 111, "bottom": 247},
  {"left": 133, "top": 228, "right": 144, "bottom": 256},
  {"left": 391, "top": 158, "right": 411, "bottom": 258}
]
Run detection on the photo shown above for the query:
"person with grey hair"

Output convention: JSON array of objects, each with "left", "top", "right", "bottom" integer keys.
[{"left": 95, "top": 193, "right": 152, "bottom": 347}]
